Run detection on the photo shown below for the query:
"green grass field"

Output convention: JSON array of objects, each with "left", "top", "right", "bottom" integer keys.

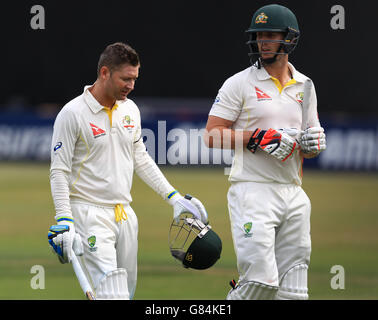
[{"left": 0, "top": 163, "right": 377, "bottom": 300}]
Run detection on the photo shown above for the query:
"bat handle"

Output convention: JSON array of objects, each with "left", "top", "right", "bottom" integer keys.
[{"left": 302, "top": 79, "right": 312, "bottom": 131}]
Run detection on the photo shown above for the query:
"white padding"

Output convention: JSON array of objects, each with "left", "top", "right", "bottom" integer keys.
[
  {"left": 96, "top": 268, "right": 129, "bottom": 300},
  {"left": 276, "top": 264, "right": 308, "bottom": 300},
  {"left": 227, "top": 281, "right": 278, "bottom": 300}
]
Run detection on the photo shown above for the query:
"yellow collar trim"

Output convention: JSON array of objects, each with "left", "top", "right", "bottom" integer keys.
[
  {"left": 103, "top": 103, "right": 118, "bottom": 126},
  {"left": 270, "top": 77, "right": 297, "bottom": 94}
]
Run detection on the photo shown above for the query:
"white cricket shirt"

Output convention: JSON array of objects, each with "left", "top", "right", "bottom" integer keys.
[
  {"left": 209, "top": 63, "right": 320, "bottom": 185},
  {"left": 50, "top": 86, "right": 174, "bottom": 209}
]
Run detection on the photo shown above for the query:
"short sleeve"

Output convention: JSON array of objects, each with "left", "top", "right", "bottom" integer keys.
[{"left": 209, "top": 75, "right": 243, "bottom": 122}]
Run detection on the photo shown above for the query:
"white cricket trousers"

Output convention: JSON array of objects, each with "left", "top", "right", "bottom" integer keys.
[
  {"left": 227, "top": 181, "right": 311, "bottom": 288},
  {"left": 70, "top": 200, "right": 138, "bottom": 299}
]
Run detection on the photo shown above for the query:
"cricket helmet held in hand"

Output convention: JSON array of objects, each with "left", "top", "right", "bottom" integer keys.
[
  {"left": 246, "top": 4, "right": 300, "bottom": 66},
  {"left": 169, "top": 215, "right": 222, "bottom": 270}
]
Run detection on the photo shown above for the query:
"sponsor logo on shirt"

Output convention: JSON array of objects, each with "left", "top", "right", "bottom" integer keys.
[
  {"left": 255, "top": 87, "right": 272, "bottom": 101},
  {"left": 53, "top": 141, "right": 62, "bottom": 152},
  {"left": 90, "top": 123, "right": 106, "bottom": 138}
]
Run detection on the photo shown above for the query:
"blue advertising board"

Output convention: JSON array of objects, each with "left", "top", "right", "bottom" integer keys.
[{"left": 1, "top": 99, "right": 377, "bottom": 171}]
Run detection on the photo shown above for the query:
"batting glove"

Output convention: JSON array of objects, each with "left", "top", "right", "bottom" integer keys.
[
  {"left": 247, "top": 128, "right": 298, "bottom": 162},
  {"left": 48, "top": 216, "right": 83, "bottom": 264},
  {"left": 300, "top": 127, "right": 326, "bottom": 154},
  {"left": 167, "top": 191, "right": 208, "bottom": 224}
]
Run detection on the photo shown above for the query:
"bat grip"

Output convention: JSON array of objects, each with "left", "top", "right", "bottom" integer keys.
[{"left": 302, "top": 79, "right": 312, "bottom": 131}]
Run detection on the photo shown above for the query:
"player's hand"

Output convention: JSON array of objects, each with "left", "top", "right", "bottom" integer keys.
[
  {"left": 167, "top": 191, "right": 208, "bottom": 224},
  {"left": 278, "top": 127, "right": 300, "bottom": 139},
  {"left": 246, "top": 128, "right": 298, "bottom": 162},
  {"left": 300, "top": 127, "right": 326, "bottom": 154},
  {"left": 48, "top": 220, "right": 83, "bottom": 264}
]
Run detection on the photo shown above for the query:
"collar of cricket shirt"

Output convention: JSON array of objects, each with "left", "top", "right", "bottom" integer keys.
[
  {"left": 287, "top": 63, "right": 307, "bottom": 83},
  {"left": 255, "top": 63, "right": 307, "bottom": 84},
  {"left": 83, "top": 85, "right": 111, "bottom": 114},
  {"left": 255, "top": 66, "right": 271, "bottom": 81}
]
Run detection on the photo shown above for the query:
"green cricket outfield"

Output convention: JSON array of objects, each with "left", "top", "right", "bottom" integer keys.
[{"left": 0, "top": 163, "right": 377, "bottom": 299}]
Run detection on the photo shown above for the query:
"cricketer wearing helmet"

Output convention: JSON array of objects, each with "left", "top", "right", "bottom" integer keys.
[
  {"left": 47, "top": 42, "right": 209, "bottom": 300},
  {"left": 204, "top": 4, "right": 326, "bottom": 300}
]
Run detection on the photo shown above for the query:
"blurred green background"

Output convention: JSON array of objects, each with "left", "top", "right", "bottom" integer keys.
[{"left": 1, "top": 163, "right": 377, "bottom": 299}]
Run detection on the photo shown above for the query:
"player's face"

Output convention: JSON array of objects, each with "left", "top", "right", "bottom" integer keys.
[
  {"left": 108, "top": 64, "right": 139, "bottom": 101},
  {"left": 256, "top": 31, "right": 285, "bottom": 59}
]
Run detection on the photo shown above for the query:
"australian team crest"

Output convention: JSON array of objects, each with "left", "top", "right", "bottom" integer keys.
[
  {"left": 296, "top": 92, "right": 304, "bottom": 105},
  {"left": 243, "top": 222, "right": 253, "bottom": 238},
  {"left": 122, "top": 115, "right": 135, "bottom": 130},
  {"left": 185, "top": 253, "right": 193, "bottom": 262},
  {"left": 255, "top": 12, "right": 268, "bottom": 24},
  {"left": 88, "top": 235, "right": 97, "bottom": 252}
]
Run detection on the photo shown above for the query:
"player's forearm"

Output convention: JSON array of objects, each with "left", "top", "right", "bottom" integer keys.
[
  {"left": 134, "top": 148, "right": 175, "bottom": 199},
  {"left": 50, "top": 168, "right": 72, "bottom": 219},
  {"left": 204, "top": 127, "right": 252, "bottom": 149}
]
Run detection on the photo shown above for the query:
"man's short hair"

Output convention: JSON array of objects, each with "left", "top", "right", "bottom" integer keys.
[{"left": 97, "top": 42, "right": 140, "bottom": 75}]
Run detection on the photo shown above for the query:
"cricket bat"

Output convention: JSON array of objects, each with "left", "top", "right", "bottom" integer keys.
[
  {"left": 302, "top": 79, "right": 312, "bottom": 131},
  {"left": 71, "top": 249, "right": 96, "bottom": 300}
]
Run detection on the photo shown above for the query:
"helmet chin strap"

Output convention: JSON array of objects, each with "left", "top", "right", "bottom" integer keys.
[
  {"left": 257, "top": 54, "right": 279, "bottom": 69},
  {"left": 258, "top": 43, "right": 284, "bottom": 69},
  {"left": 260, "top": 55, "right": 278, "bottom": 66}
]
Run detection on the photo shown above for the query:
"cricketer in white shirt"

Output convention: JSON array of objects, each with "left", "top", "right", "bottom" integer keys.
[
  {"left": 209, "top": 62, "right": 320, "bottom": 185},
  {"left": 48, "top": 42, "right": 208, "bottom": 300},
  {"left": 204, "top": 5, "right": 327, "bottom": 300},
  {"left": 206, "top": 61, "right": 325, "bottom": 300}
]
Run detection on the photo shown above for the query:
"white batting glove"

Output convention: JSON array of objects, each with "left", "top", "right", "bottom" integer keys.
[
  {"left": 167, "top": 191, "right": 208, "bottom": 224},
  {"left": 48, "top": 216, "right": 83, "bottom": 264},
  {"left": 278, "top": 128, "right": 300, "bottom": 140},
  {"left": 247, "top": 128, "right": 299, "bottom": 162},
  {"left": 300, "top": 127, "right": 326, "bottom": 154}
]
